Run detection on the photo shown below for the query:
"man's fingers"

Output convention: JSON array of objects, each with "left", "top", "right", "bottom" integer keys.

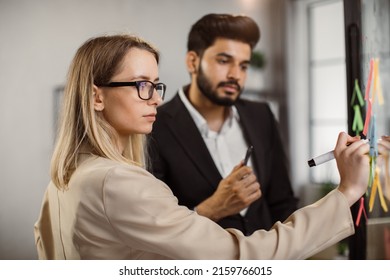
[{"left": 230, "top": 165, "right": 253, "bottom": 181}]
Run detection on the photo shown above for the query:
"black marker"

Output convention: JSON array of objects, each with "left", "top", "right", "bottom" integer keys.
[{"left": 243, "top": 145, "right": 254, "bottom": 165}]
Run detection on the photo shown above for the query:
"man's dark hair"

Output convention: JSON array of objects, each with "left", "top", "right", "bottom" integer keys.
[{"left": 187, "top": 13, "right": 260, "bottom": 55}]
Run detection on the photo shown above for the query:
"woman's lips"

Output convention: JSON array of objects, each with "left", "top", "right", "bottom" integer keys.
[{"left": 144, "top": 114, "right": 156, "bottom": 121}]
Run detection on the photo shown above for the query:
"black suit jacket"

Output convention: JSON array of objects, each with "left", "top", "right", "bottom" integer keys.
[{"left": 148, "top": 93, "right": 298, "bottom": 235}]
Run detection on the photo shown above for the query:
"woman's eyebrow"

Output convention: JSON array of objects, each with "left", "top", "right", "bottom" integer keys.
[{"left": 129, "top": 75, "right": 159, "bottom": 82}]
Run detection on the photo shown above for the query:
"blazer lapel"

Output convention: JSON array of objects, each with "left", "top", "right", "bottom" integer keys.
[
  {"left": 163, "top": 95, "right": 223, "bottom": 188},
  {"left": 235, "top": 100, "right": 265, "bottom": 183}
]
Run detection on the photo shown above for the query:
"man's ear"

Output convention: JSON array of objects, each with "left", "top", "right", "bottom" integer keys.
[
  {"left": 186, "top": 51, "right": 199, "bottom": 74},
  {"left": 92, "top": 85, "right": 105, "bottom": 111}
]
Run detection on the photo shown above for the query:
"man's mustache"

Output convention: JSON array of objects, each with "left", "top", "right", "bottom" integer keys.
[{"left": 218, "top": 81, "right": 241, "bottom": 92}]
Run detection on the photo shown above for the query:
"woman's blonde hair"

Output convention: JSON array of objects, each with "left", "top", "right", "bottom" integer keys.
[{"left": 51, "top": 34, "right": 160, "bottom": 190}]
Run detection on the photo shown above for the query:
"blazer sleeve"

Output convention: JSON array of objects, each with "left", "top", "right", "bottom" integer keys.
[
  {"left": 34, "top": 189, "right": 53, "bottom": 260},
  {"left": 102, "top": 165, "right": 354, "bottom": 259}
]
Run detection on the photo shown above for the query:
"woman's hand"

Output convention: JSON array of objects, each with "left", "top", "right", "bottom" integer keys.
[
  {"left": 378, "top": 136, "right": 390, "bottom": 159},
  {"left": 334, "top": 132, "right": 370, "bottom": 206}
]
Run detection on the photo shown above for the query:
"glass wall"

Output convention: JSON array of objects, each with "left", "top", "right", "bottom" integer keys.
[{"left": 360, "top": 0, "right": 390, "bottom": 260}]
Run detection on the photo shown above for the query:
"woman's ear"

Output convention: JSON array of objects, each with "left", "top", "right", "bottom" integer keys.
[
  {"left": 186, "top": 51, "right": 199, "bottom": 74},
  {"left": 92, "top": 85, "right": 105, "bottom": 111}
]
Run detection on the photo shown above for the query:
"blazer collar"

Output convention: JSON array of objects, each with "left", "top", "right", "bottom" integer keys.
[
  {"left": 161, "top": 92, "right": 223, "bottom": 187},
  {"left": 234, "top": 100, "right": 265, "bottom": 181}
]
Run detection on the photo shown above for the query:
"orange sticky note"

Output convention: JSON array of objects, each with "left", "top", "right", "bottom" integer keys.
[{"left": 365, "top": 59, "right": 374, "bottom": 100}]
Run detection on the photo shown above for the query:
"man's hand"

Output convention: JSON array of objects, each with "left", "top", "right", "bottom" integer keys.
[{"left": 194, "top": 162, "right": 261, "bottom": 221}]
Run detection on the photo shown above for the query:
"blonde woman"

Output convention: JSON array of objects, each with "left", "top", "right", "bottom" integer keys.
[{"left": 35, "top": 34, "right": 375, "bottom": 260}]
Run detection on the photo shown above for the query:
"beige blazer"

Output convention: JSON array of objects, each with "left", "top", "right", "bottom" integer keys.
[{"left": 34, "top": 154, "right": 354, "bottom": 259}]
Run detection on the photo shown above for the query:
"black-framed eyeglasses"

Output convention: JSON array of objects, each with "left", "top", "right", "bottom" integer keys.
[{"left": 99, "top": 80, "right": 166, "bottom": 101}]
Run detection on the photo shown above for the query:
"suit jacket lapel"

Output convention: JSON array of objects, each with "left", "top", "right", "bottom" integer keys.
[
  {"left": 164, "top": 95, "right": 223, "bottom": 188},
  {"left": 235, "top": 100, "right": 265, "bottom": 183}
]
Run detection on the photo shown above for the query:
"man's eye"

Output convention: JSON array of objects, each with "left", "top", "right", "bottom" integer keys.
[{"left": 218, "top": 59, "right": 228, "bottom": 64}]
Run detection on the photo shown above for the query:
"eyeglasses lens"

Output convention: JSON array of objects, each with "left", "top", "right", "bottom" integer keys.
[
  {"left": 137, "top": 81, "right": 165, "bottom": 100},
  {"left": 155, "top": 84, "right": 165, "bottom": 99}
]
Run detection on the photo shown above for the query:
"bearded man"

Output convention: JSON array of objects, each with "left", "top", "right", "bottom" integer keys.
[{"left": 148, "top": 13, "right": 298, "bottom": 235}]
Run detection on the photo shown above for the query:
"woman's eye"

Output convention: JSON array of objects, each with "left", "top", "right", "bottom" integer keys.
[{"left": 139, "top": 82, "right": 147, "bottom": 89}]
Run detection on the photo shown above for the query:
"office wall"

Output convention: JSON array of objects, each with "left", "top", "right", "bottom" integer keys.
[{"left": 0, "top": 0, "right": 286, "bottom": 259}]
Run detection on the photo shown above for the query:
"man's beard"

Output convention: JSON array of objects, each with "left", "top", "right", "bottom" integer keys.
[{"left": 196, "top": 65, "right": 242, "bottom": 106}]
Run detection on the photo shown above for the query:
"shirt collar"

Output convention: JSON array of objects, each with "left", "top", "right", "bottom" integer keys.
[
  {"left": 178, "top": 87, "right": 240, "bottom": 137},
  {"left": 178, "top": 87, "right": 207, "bottom": 133}
]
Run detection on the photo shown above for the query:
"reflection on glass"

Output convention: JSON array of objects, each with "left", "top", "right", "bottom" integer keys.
[{"left": 361, "top": 0, "right": 390, "bottom": 260}]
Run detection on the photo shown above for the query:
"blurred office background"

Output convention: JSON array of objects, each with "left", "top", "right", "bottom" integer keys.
[{"left": 1, "top": 0, "right": 387, "bottom": 259}]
